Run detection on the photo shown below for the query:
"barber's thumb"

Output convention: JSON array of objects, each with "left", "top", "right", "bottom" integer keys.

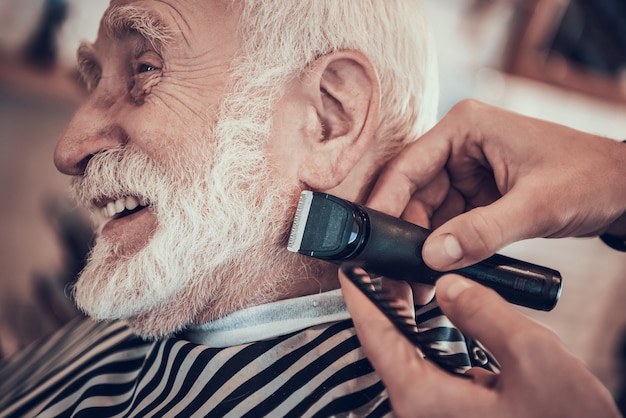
[
  {"left": 435, "top": 274, "right": 524, "bottom": 354},
  {"left": 422, "top": 208, "right": 510, "bottom": 270}
]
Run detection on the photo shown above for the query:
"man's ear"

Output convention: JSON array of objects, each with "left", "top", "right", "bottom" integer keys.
[{"left": 297, "top": 50, "right": 380, "bottom": 193}]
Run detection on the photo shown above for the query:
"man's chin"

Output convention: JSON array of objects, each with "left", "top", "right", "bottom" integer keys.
[
  {"left": 75, "top": 290, "right": 189, "bottom": 338},
  {"left": 72, "top": 247, "right": 168, "bottom": 322},
  {"left": 73, "top": 235, "right": 216, "bottom": 336},
  {"left": 91, "top": 276, "right": 216, "bottom": 339}
]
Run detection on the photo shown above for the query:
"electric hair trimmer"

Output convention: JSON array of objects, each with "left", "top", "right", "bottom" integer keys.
[{"left": 287, "top": 191, "right": 562, "bottom": 311}]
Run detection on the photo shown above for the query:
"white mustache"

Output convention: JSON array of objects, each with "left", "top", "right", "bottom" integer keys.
[{"left": 70, "top": 147, "right": 168, "bottom": 214}]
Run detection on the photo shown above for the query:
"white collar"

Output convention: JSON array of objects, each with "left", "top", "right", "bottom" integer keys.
[{"left": 184, "top": 289, "right": 349, "bottom": 347}]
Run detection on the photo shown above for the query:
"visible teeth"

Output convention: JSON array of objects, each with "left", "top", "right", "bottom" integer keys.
[
  {"left": 125, "top": 196, "right": 139, "bottom": 211},
  {"left": 102, "top": 196, "right": 145, "bottom": 219},
  {"left": 114, "top": 199, "right": 125, "bottom": 213},
  {"left": 106, "top": 202, "right": 117, "bottom": 217}
]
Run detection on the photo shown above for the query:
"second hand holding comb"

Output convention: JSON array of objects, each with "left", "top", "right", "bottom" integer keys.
[
  {"left": 340, "top": 264, "right": 476, "bottom": 375},
  {"left": 288, "top": 191, "right": 562, "bottom": 311}
]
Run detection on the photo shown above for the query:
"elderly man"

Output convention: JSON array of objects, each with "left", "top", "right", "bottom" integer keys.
[{"left": 0, "top": 1, "right": 496, "bottom": 416}]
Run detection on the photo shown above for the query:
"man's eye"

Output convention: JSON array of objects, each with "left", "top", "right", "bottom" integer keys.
[
  {"left": 130, "top": 59, "right": 162, "bottom": 102},
  {"left": 138, "top": 63, "right": 158, "bottom": 73}
]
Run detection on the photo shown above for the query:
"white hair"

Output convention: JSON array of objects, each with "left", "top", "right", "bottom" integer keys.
[{"left": 231, "top": 0, "right": 439, "bottom": 160}]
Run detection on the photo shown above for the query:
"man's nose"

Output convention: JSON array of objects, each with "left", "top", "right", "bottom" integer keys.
[{"left": 54, "top": 97, "right": 126, "bottom": 176}]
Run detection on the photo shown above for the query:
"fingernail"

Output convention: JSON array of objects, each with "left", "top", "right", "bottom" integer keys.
[
  {"left": 423, "top": 234, "right": 463, "bottom": 269},
  {"left": 442, "top": 276, "right": 471, "bottom": 300}
]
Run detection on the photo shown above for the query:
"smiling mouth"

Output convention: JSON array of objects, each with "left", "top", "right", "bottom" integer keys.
[{"left": 100, "top": 196, "right": 149, "bottom": 220}]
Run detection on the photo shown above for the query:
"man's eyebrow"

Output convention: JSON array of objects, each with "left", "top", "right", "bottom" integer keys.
[
  {"left": 76, "top": 42, "right": 99, "bottom": 91},
  {"left": 101, "top": 5, "right": 174, "bottom": 51}
]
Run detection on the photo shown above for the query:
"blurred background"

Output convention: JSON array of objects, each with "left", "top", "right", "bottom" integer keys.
[{"left": 0, "top": 0, "right": 625, "bottom": 411}]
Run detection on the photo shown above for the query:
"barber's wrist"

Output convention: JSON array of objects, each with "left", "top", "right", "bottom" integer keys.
[
  {"left": 599, "top": 140, "right": 626, "bottom": 251},
  {"left": 600, "top": 213, "right": 626, "bottom": 252},
  {"left": 600, "top": 232, "right": 626, "bottom": 252}
]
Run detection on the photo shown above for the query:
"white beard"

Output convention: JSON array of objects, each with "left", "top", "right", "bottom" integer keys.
[{"left": 69, "top": 99, "right": 315, "bottom": 337}]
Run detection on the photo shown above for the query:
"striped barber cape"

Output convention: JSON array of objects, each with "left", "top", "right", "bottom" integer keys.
[{"left": 0, "top": 291, "right": 496, "bottom": 417}]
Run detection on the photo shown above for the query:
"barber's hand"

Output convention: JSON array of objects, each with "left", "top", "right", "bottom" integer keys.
[
  {"left": 367, "top": 100, "right": 626, "bottom": 271},
  {"left": 339, "top": 271, "right": 621, "bottom": 418}
]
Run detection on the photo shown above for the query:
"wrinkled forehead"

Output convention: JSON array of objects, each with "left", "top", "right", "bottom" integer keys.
[{"left": 98, "top": 0, "right": 241, "bottom": 52}]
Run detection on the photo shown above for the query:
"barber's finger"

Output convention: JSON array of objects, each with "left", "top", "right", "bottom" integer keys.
[
  {"left": 410, "top": 282, "right": 435, "bottom": 306},
  {"left": 429, "top": 187, "right": 465, "bottom": 229},
  {"left": 464, "top": 367, "right": 498, "bottom": 388},
  {"left": 422, "top": 186, "right": 548, "bottom": 270},
  {"left": 366, "top": 131, "right": 452, "bottom": 217},
  {"left": 400, "top": 170, "right": 451, "bottom": 227},
  {"left": 434, "top": 274, "right": 552, "bottom": 367}
]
